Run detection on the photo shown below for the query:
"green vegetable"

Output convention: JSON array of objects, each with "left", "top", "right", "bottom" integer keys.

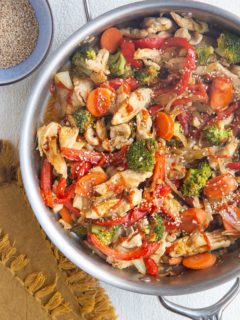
[
  {"left": 148, "top": 214, "right": 165, "bottom": 242},
  {"left": 108, "top": 51, "right": 131, "bottom": 77},
  {"left": 91, "top": 225, "right": 118, "bottom": 245},
  {"left": 196, "top": 46, "right": 214, "bottom": 65},
  {"left": 72, "top": 46, "right": 97, "bottom": 76},
  {"left": 203, "top": 125, "right": 232, "bottom": 145},
  {"left": 71, "top": 225, "right": 87, "bottom": 238},
  {"left": 216, "top": 32, "right": 240, "bottom": 64},
  {"left": 73, "top": 108, "right": 94, "bottom": 133},
  {"left": 135, "top": 65, "right": 159, "bottom": 86},
  {"left": 182, "top": 162, "right": 212, "bottom": 197},
  {"left": 126, "top": 139, "right": 157, "bottom": 172}
]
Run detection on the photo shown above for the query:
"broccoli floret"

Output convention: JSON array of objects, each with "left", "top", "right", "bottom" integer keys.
[
  {"left": 182, "top": 162, "right": 212, "bottom": 197},
  {"left": 108, "top": 51, "right": 131, "bottom": 77},
  {"left": 72, "top": 46, "right": 97, "bottom": 76},
  {"left": 73, "top": 108, "right": 94, "bottom": 133},
  {"left": 216, "top": 32, "right": 240, "bottom": 64},
  {"left": 148, "top": 214, "right": 165, "bottom": 242},
  {"left": 196, "top": 46, "right": 214, "bottom": 65},
  {"left": 126, "top": 139, "right": 157, "bottom": 172},
  {"left": 203, "top": 125, "right": 232, "bottom": 145},
  {"left": 135, "top": 65, "right": 159, "bottom": 86},
  {"left": 91, "top": 225, "right": 118, "bottom": 245}
]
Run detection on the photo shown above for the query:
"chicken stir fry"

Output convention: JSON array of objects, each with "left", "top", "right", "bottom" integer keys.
[{"left": 38, "top": 12, "right": 240, "bottom": 277}]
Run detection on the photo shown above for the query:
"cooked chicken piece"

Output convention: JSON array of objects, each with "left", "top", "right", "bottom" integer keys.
[
  {"left": 73, "top": 194, "right": 91, "bottom": 211},
  {"left": 110, "top": 84, "right": 130, "bottom": 114},
  {"left": 94, "top": 170, "right": 152, "bottom": 196},
  {"left": 96, "top": 119, "right": 107, "bottom": 141},
  {"left": 134, "top": 48, "right": 162, "bottom": 70},
  {"left": 120, "top": 16, "right": 173, "bottom": 39},
  {"left": 72, "top": 77, "right": 94, "bottom": 107},
  {"left": 84, "top": 198, "right": 120, "bottom": 219},
  {"left": 37, "top": 122, "right": 68, "bottom": 178},
  {"left": 164, "top": 57, "right": 185, "bottom": 72},
  {"left": 52, "top": 203, "right": 63, "bottom": 214},
  {"left": 37, "top": 122, "right": 60, "bottom": 156},
  {"left": 59, "top": 126, "right": 84, "bottom": 150},
  {"left": 231, "top": 65, "right": 240, "bottom": 77},
  {"left": 121, "top": 233, "right": 143, "bottom": 249},
  {"left": 194, "top": 62, "right": 240, "bottom": 95},
  {"left": 143, "top": 16, "right": 174, "bottom": 33},
  {"left": 174, "top": 28, "right": 203, "bottom": 45},
  {"left": 54, "top": 71, "right": 80, "bottom": 114},
  {"left": 162, "top": 196, "right": 181, "bottom": 222},
  {"left": 84, "top": 127, "right": 100, "bottom": 146},
  {"left": 136, "top": 108, "right": 153, "bottom": 140},
  {"left": 47, "top": 138, "right": 68, "bottom": 178},
  {"left": 120, "top": 27, "right": 149, "bottom": 39},
  {"left": 85, "top": 188, "right": 142, "bottom": 219},
  {"left": 85, "top": 49, "right": 110, "bottom": 83},
  {"left": 168, "top": 230, "right": 235, "bottom": 258},
  {"left": 111, "top": 88, "right": 153, "bottom": 125},
  {"left": 170, "top": 12, "right": 208, "bottom": 33},
  {"left": 110, "top": 124, "right": 132, "bottom": 150}
]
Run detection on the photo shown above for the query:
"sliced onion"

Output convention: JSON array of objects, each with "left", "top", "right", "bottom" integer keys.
[{"left": 133, "top": 258, "right": 146, "bottom": 275}]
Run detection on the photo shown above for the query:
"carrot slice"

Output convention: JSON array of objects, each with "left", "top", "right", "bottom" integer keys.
[
  {"left": 86, "top": 88, "right": 112, "bottom": 117},
  {"left": 151, "top": 152, "right": 165, "bottom": 189},
  {"left": 59, "top": 207, "right": 73, "bottom": 224},
  {"left": 209, "top": 77, "right": 233, "bottom": 111},
  {"left": 179, "top": 208, "right": 208, "bottom": 233},
  {"left": 100, "top": 27, "right": 123, "bottom": 53},
  {"left": 76, "top": 171, "right": 108, "bottom": 196},
  {"left": 204, "top": 173, "right": 238, "bottom": 200},
  {"left": 183, "top": 253, "right": 217, "bottom": 270},
  {"left": 155, "top": 112, "right": 174, "bottom": 140}
]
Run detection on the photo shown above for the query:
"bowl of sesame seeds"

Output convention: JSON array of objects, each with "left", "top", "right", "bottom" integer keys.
[{"left": 0, "top": 0, "right": 53, "bottom": 85}]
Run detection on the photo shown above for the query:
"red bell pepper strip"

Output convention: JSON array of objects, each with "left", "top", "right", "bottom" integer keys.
[
  {"left": 121, "top": 39, "right": 143, "bottom": 68},
  {"left": 144, "top": 257, "right": 158, "bottom": 276},
  {"left": 108, "top": 77, "right": 138, "bottom": 91},
  {"left": 88, "top": 233, "right": 160, "bottom": 261},
  {"left": 106, "top": 145, "right": 128, "bottom": 167},
  {"left": 226, "top": 162, "right": 240, "bottom": 170},
  {"left": 40, "top": 158, "right": 54, "bottom": 207},
  {"left": 61, "top": 147, "right": 106, "bottom": 165},
  {"left": 151, "top": 153, "right": 165, "bottom": 189},
  {"left": 158, "top": 37, "right": 196, "bottom": 95},
  {"left": 134, "top": 37, "right": 166, "bottom": 49},
  {"left": 70, "top": 161, "right": 92, "bottom": 180},
  {"left": 56, "top": 177, "right": 67, "bottom": 199},
  {"left": 54, "top": 183, "right": 76, "bottom": 205},
  {"left": 149, "top": 104, "right": 164, "bottom": 115}
]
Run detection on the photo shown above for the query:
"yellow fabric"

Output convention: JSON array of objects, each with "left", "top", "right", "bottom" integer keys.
[{"left": 0, "top": 140, "right": 117, "bottom": 320}]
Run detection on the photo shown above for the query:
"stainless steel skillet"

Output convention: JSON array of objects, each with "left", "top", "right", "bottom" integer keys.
[{"left": 20, "top": 1, "right": 240, "bottom": 318}]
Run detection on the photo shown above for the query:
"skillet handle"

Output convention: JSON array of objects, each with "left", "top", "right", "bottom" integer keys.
[
  {"left": 83, "top": 0, "right": 92, "bottom": 21},
  {"left": 158, "top": 278, "right": 240, "bottom": 320}
]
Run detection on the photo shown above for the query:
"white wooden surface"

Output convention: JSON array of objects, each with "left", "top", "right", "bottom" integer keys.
[{"left": 1, "top": 0, "right": 240, "bottom": 319}]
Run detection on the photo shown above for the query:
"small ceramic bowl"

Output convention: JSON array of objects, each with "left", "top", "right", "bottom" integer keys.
[{"left": 0, "top": 0, "right": 53, "bottom": 86}]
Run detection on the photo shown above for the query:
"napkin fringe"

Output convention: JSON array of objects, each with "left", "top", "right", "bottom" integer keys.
[{"left": 0, "top": 140, "right": 117, "bottom": 320}]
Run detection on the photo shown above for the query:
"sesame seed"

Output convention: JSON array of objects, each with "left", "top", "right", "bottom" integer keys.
[{"left": 0, "top": 0, "right": 39, "bottom": 68}]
